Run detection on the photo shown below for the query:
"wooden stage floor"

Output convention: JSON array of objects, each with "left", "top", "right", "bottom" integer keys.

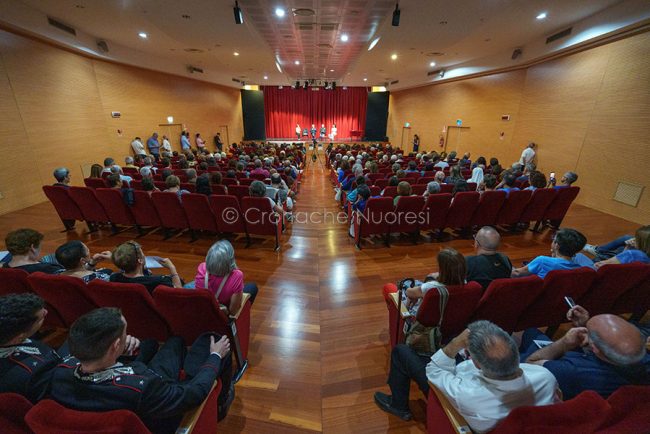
[{"left": 0, "top": 160, "right": 639, "bottom": 434}]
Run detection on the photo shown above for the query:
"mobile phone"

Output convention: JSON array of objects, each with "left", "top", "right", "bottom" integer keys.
[
  {"left": 534, "top": 340, "right": 553, "bottom": 349},
  {"left": 564, "top": 296, "right": 576, "bottom": 309},
  {"left": 550, "top": 172, "right": 556, "bottom": 180}
]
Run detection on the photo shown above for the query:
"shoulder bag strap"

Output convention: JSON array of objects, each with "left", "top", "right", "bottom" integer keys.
[
  {"left": 437, "top": 284, "right": 450, "bottom": 328},
  {"left": 213, "top": 272, "right": 231, "bottom": 301}
]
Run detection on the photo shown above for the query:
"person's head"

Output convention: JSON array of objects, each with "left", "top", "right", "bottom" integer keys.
[
  {"left": 5, "top": 228, "right": 44, "bottom": 258},
  {"left": 178, "top": 160, "right": 189, "bottom": 169},
  {"left": 408, "top": 161, "right": 417, "bottom": 171},
  {"left": 561, "top": 171, "right": 578, "bottom": 186},
  {"left": 0, "top": 293, "right": 47, "bottom": 345},
  {"left": 434, "top": 171, "right": 445, "bottom": 183},
  {"left": 139, "top": 166, "right": 152, "bottom": 178},
  {"left": 426, "top": 181, "right": 441, "bottom": 195},
  {"left": 586, "top": 314, "right": 646, "bottom": 367},
  {"left": 125, "top": 156, "right": 134, "bottom": 165},
  {"left": 503, "top": 173, "right": 516, "bottom": 187},
  {"left": 340, "top": 160, "right": 350, "bottom": 171},
  {"left": 467, "top": 320, "right": 520, "bottom": 379},
  {"left": 528, "top": 142, "right": 535, "bottom": 149},
  {"left": 489, "top": 157, "right": 499, "bottom": 167},
  {"left": 388, "top": 176, "right": 399, "bottom": 187},
  {"left": 141, "top": 177, "right": 155, "bottom": 192},
  {"left": 226, "top": 169, "right": 236, "bottom": 179},
  {"left": 55, "top": 240, "right": 91, "bottom": 270},
  {"left": 68, "top": 307, "right": 126, "bottom": 363},
  {"left": 392, "top": 162, "right": 401, "bottom": 173},
  {"left": 369, "top": 162, "right": 378, "bottom": 173},
  {"left": 483, "top": 174, "right": 497, "bottom": 190},
  {"left": 630, "top": 225, "right": 650, "bottom": 256},
  {"left": 112, "top": 241, "right": 144, "bottom": 273},
  {"left": 90, "top": 164, "right": 103, "bottom": 178},
  {"left": 204, "top": 240, "right": 237, "bottom": 277},
  {"left": 447, "top": 151, "right": 457, "bottom": 161},
  {"left": 529, "top": 171, "right": 547, "bottom": 189},
  {"left": 356, "top": 184, "right": 371, "bottom": 200},
  {"left": 476, "top": 156, "right": 486, "bottom": 166},
  {"left": 437, "top": 248, "right": 466, "bottom": 286},
  {"left": 53, "top": 167, "right": 70, "bottom": 184},
  {"left": 474, "top": 226, "right": 501, "bottom": 253},
  {"left": 511, "top": 163, "right": 523, "bottom": 174},
  {"left": 186, "top": 168, "right": 197, "bottom": 181},
  {"left": 397, "top": 181, "right": 411, "bottom": 197},
  {"left": 254, "top": 159, "right": 262, "bottom": 169},
  {"left": 270, "top": 173, "right": 282, "bottom": 187},
  {"left": 107, "top": 173, "right": 121, "bottom": 188},
  {"left": 450, "top": 165, "right": 461, "bottom": 179},
  {"left": 165, "top": 175, "right": 180, "bottom": 189},
  {"left": 249, "top": 180, "right": 267, "bottom": 197},
  {"left": 103, "top": 157, "right": 114, "bottom": 168},
  {"left": 152, "top": 132, "right": 158, "bottom": 139},
  {"left": 161, "top": 168, "right": 173, "bottom": 181},
  {"left": 211, "top": 171, "right": 223, "bottom": 185},
  {"left": 195, "top": 174, "right": 211, "bottom": 195},
  {"left": 452, "top": 180, "right": 468, "bottom": 195},
  {"left": 552, "top": 228, "right": 587, "bottom": 258}
]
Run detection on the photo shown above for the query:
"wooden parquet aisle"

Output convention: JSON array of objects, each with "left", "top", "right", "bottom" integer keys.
[{"left": 0, "top": 154, "right": 640, "bottom": 434}]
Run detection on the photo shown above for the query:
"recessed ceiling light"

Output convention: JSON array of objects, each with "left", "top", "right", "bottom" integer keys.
[
  {"left": 233, "top": 51, "right": 239, "bottom": 56},
  {"left": 363, "top": 78, "right": 368, "bottom": 82},
  {"left": 391, "top": 53, "right": 397, "bottom": 60},
  {"left": 536, "top": 12, "right": 547, "bottom": 20},
  {"left": 275, "top": 8, "right": 285, "bottom": 17},
  {"left": 330, "top": 69, "right": 334, "bottom": 72},
  {"left": 138, "top": 32, "right": 148, "bottom": 39},
  {"left": 439, "top": 20, "right": 447, "bottom": 25},
  {"left": 341, "top": 34, "right": 349, "bottom": 42},
  {"left": 368, "top": 37, "right": 380, "bottom": 51},
  {"left": 429, "top": 61, "right": 436, "bottom": 67},
  {"left": 182, "top": 14, "right": 190, "bottom": 19},
  {"left": 294, "top": 60, "right": 300, "bottom": 65},
  {"left": 263, "top": 75, "right": 268, "bottom": 80}
]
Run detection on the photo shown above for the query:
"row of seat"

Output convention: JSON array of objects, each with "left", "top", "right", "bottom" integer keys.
[
  {"left": 351, "top": 187, "right": 579, "bottom": 248},
  {"left": 383, "top": 263, "right": 650, "bottom": 348},
  {"left": 43, "top": 186, "right": 284, "bottom": 250}
]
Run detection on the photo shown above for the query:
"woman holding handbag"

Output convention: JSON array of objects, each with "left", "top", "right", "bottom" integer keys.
[{"left": 194, "top": 240, "right": 259, "bottom": 314}]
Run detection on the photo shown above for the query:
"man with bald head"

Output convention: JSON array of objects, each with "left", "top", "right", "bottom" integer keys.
[
  {"left": 466, "top": 226, "right": 513, "bottom": 289},
  {"left": 521, "top": 305, "right": 649, "bottom": 399}
]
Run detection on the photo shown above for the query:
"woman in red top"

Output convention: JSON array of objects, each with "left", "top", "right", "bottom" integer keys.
[{"left": 194, "top": 240, "right": 258, "bottom": 314}]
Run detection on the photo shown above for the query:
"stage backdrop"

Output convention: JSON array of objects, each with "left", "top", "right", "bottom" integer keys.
[{"left": 263, "top": 86, "right": 367, "bottom": 140}]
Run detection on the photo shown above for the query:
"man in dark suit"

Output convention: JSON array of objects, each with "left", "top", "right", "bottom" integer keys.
[{"left": 49, "top": 307, "right": 234, "bottom": 434}]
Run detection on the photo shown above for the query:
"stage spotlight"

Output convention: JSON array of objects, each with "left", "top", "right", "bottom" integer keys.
[
  {"left": 392, "top": 3, "right": 400, "bottom": 26},
  {"left": 233, "top": 1, "right": 244, "bottom": 24},
  {"left": 439, "top": 69, "right": 445, "bottom": 78}
]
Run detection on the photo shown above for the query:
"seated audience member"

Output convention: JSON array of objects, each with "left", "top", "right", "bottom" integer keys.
[
  {"left": 195, "top": 174, "right": 212, "bottom": 196},
  {"left": 194, "top": 240, "right": 259, "bottom": 314},
  {"left": 434, "top": 156, "right": 449, "bottom": 169},
  {"left": 90, "top": 164, "right": 104, "bottom": 178},
  {"left": 459, "top": 152, "right": 471, "bottom": 167},
  {"left": 249, "top": 180, "right": 283, "bottom": 214},
  {"left": 251, "top": 159, "right": 270, "bottom": 178},
  {"left": 444, "top": 165, "right": 463, "bottom": 184},
  {"left": 226, "top": 169, "right": 238, "bottom": 181},
  {"left": 49, "top": 308, "right": 234, "bottom": 433},
  {"left": 53, "top": 167, "right": 71, "bottom": 187},
  {"left": 551, "top": 171, "right": 578, "bottom": 189},
  {"left": 124, "top": 156, "right": 138, "bottom": 169},
  {"left": 578, "top": 225, "right": 650, "bottom": 268},
  {"left": 375, "top": 321, "right": 559, "bottom": 429},
  {"left": 434, "top": 170, "right": 446, "bottom": 184},
  {"left": 478, "top": 174, "right": 498, "bottom": 193},
  {"left": 423, "top": 181, "right": 440, "bottom": 198},
  {"left": 141, "top": 156, "right": 158, "bottom": 173},
  {"left": 55, "top": 240, "right": 112, "bottom": 282},
  {"left": 164, "top": 175, "right": 190, "bottom": 198},
  {"left": 395, "top": 169, "right": 407, "bottom": 180},
  {"left": 2, "top": 229, "right": 63, "bottom": 274},
  {"left": 160, "top": 167, "right": 173, "bottom": 181},
  {"left": 405, "top": 161, "right": 419, "bottom": 174},
  {"left": 110, "top": 165, "right": 132, "bottom": 185},
  {"left": 489, "top": 157, "right": 503, "bottom": 177},
  {"left": 520, "top": 305, "right": 649, "bottom": 399},
  {"left": 498, "top": 173, "right": 519, "bottom": 195},
  {"left": 452, "top": 179, "right": 468, "bottom": 196},
  {"left": 109, "top": 241, "right": 182, "bottom": 292},
  {"left": 472, "top": 156, "right": 487, "bottom": 169},
  {"left": 393, "top": 181, "right": 412, "bottom": 206},
  {"left": 511, "top": 228, "right": 587, "bottom": 279},
  {"left": 139, "top": 166, "right": 154, "bottom": 180},
  {"left": 141, "top": 177, "right": 158, "bottom": 195},
  {"left": 270, "top": 173, "right": 293, "bottom": 210},
  {"left": 211, "top": 172, "right": 227, "bottom": 192},
  {"left": 102, "top": 157, "right": 115, "bottom": 174},
  {"left": 186, "top": 168, "right": 198, "bottom": 184},
  {"left": 467, "top": 226, "right": 513, "bottom": 289},
  {"left": 468, "top": 166, "right": 483, "bottom": 187},
  {"left": 526, "top": 171, "right": 547, "bottom": 190},
  {"left": 107, "top": 174, "right": 134, "bottom": 206},
  {"left": 0, "top": 293, "right": 61, "bottom": 402}
]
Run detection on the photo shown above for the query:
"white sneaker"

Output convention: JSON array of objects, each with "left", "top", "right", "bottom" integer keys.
[{"left": 583, "top": 243, "right": 598, "bottom": 256}]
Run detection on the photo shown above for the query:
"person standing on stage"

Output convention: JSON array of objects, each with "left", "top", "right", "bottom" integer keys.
[
  {"left": 310, "top": 124, "right": 317, "bottom": 139},
  {"left": 413, "top": 134, "right": 420, "bottom": 152},
  {"left": 330, "top": 124, "right": 337, "bottom": 141},
  {"left": 295, "top": 124, "right": 301, "bottom": 140},
  {"left": 320, "top": 124, "right": 326, "bottom": 139}
]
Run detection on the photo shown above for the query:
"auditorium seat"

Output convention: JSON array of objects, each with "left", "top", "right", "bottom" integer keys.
[
  {"left": 539, "top": 186, "right": 580, "bottom": 229},
  {"left": 182, "top": 193, "right": 218, "bottom": 239},
  {"left": 611, "top": 270, "right": 650, "bottom": 319},
  {"left": 495, "top": 189, "right": 532, "bottom": 227},
  {"left": 391, "top": 195, "right": 425, "bottom": 241},
  {"left": 228, "top": 185, "right": 250, "bottom": 204},
  {"left": 240, "top": 196, "right": 282, "bottom": 251},
  {"left": 421, "top": 193, "right": 452, "bottom": 235},
  {"left": 0, "top": 393, "right": 33, "bottom": 434},
  {"left": 27, "top": 272, "right": 98, "bottom": 327},
  {"left": 367, "top": 173, "right": 384, "bottom": 183},
  {"left": 180, "top": 182, "right": 196, "bottom": 193},
  {"left": 369, "top": 186, "right": 381, "bottom": 197},
  {"left": 417, "top": 176, "right": 436, "bottom": 184},
  {"left": 444, "top": 191, "right": 480, "bottom": 233},
  {"left": 209, "top": 195, "right": 247, "bottom": 235},
  {"left": 86, "top": 280, "right": 171, "bottom": 341},
  {"left": 597, "top": 385, "right": 650, "bottom": 433},
  {"left": 0, "top": 268, "right": 33, "bottom": 296},
  {"left": 353, "top": 197, "right": 394, "bottom": 249},
  {"left": 130, "top": 179, "right": 143, "bottom": 190},
  {"left": 374, "top": 179, "right": 389, "bottom": 189},
  {"left": 67, "top": 186, "right": 111, "bottom": 231},
  {"left": 382, "top": 186, "right": 398, "bottom": 198},
  {"left": 130, "top": 191, "right": 162, "bottom": 233},
  {"left": 83, "top": 177, "right": 108, "bottom": 189},
  {"left": 42, "top": 185, "right": 85, "bottom": 230},
  {"left": 469, "top": 190, "right": 506, "bottom": 228},
  {"left": 222, "top": 177, "right": 239, "bottom": 187},
  {"left": 518, "top": 188, "right": 557, "bottom": 229},
  {"left": 439, "top": 183, "right": 454, "bottom": 194},
  {"left": 151, "top": 191, "right": 190, "bottom": 239},
  {"left": 211, "top": 184, "right": 228, "bottom": 194},
  {"left": 578, "top": 263, "right": 650, "bottom": 316},
  {"left": 95, "top": 188, "right": 136, "bottom": 229},
  {"left": 410, "top": 184, "right": 426, "bottom": 195}
]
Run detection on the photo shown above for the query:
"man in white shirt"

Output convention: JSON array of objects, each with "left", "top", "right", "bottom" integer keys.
[
  {"left": 131, "top": 137, "right": 146, "bottom": 157},
  {"left": 161, "top": 135, "right": 172, "bottom": 155},
  {"left": 519, "top": 142, "right": 536, "bottom": 166},
  {"left": 374, "top": 321, "right": 559, "bottom": 432}
]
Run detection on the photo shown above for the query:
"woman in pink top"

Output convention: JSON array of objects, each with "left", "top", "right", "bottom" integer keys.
[{"left": 194, "top": 240, "right": 258, "bottom": 314}]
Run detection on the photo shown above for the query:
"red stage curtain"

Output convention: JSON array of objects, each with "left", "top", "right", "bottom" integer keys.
[{"left": 263, "top": 86, "right": 367, "bottom": 140}]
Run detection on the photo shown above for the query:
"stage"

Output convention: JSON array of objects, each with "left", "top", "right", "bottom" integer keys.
[{"left": 265, "top": 138, "right": 386, "bottom": 145}]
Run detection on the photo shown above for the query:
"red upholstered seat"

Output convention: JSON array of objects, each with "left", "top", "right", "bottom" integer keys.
[
  {"left": 471, "top": 276, "right": 544, "bottom": 333},
  {"left": 444, "top": 191, "right": 480, "bottom": 231},
  {"left": 353, "top": 197, "right": 394, "bottom": 249},
  {"left": 518, "top": 188, "right": 557, "bottom": 226},
  {"left": 209, "top": 195, "right": 247, "bottom": 235},
  {"left": 374, "top": 178, "right": 389, "bottom": 189},
  {"left": 211, "top": 184, "right": 228, "bottom": 194},
  {"left": 542, "top": 186, "right": 580, "bottom": 228},
  {"left": 369, "top": 186, "right": 381, "bottom": 196},
  {"left": 410, "top": 184, "right": 426, "bottom": 195},
  {"left": 439, "top": 183, "right": 454, "bottom": 194},
  {"left": 495, "top": 189, "right": 532, "bottom": 226},
  {"left": 417, "top": 177, "right": 436, "bottom": 184},
  {"left": 391, "top": 195, "right": 425, "bottom": 236},
  {"left": 238, "top": 178, "right": 253, "bottom": 186},
  {"left": 0, "top": 268, "right": 33, "bottom": 296},
  {"left": 612, "top": 269, "right": 650, "bottom": 318},
  {"left": 86, "top": 280, "right": 171, "bottom": 341},
  {"left": 83, "top": 177, "right": 108, "bottom": 189},
  {"left": 151, "top": 191, "right": 190, "bottom": 236},
  {"left": 27, "top": 272, "right": 98, "bottom": 327},
  {"left": 95, "top": 188, "right": 136, "bottom": 227},
  {"left": 250, "top": 173, "right": 267, "bottom": 181},
  {"left": 67, "top": 186, "right": 111, "bottom": 226},
  {"left": 470, "top": 190, "right": 506, "bottom": 227},
  {"left": 131, "top": 191, "right": 162, "bottom": 228},
  {"left": 42, "top": 185, "right": 84, "bottom": 229},
  {"left": 516, "top": 267, "right": 597, "bottom": 330},
  {"left": 367, "top": 173, "right": 384, "bottom": 183},
  {"left": 597, "top": 385, "right": 650, "bottom": 433},
  {"left": 240, "top": 196, "right": 282, "bottom": 251},
  {"left": 228, "top": 185, "right": 250, "bottom": 204},
  {"left": 421, "top": 193, "right": 452, "bottom": 232},
  {"left": 382, "top": 186, "right": 398, "bottom": 198},
  {"left": 182, "top": 193, "right": 218, "bottom": 235},
  {"left": 222, "top": 177, "right": 239, "bottom": 186},
  {"left": 0, "top": 393, "right": 33, "bottom": 434},
  {"left": 578, "top": 263, "right": 650, "bottom": 316}
]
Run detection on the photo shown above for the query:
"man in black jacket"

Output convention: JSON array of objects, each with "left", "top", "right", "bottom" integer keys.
[
  {"left": 49, "top": 307, "right": 233, "bottom": 434},
  {"left": 466, "top": 226, "right": 513, "bottom": 290}
]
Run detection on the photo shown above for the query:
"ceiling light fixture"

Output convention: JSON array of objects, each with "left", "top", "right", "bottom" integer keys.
[
  {"left": 536, "top": 12, "right": 547, "bottom": 20},
  {"left": 276, "top": 62, "right": 282, "bottom": 72},
  {"left": 138, "top": 32, "right": 148, "bottom": 39},
  {"left": 275, "top": 7, "right": 285, "bottom": 17},
  {"left": 233, "top": 1, "right": 244, "bottom": 24},
  {"left": 363, "top": 78, "right": 368, "bottom": 82},
  {"left": 294, "top": 60, "right": 300, "bottom": 65},
  {"left": 233, "top": 51, "right": 239, "bottom": 56},
  {"left": 429, "top": 61, "right": 436, "bottom": 67},
  {"left": 341, "top": 34, "right": 349, "bottom": 42},
  {"left": 391, "top": 53, "right": 397, "bottom": 60},
  {"left": 330, "top": 69, "right": 334, "bottom": 72},
  {"left": 392, "top": 3, "right": 400, "bottom": 27},
  {"left": 368, "top": 37, "right": 380, "bottom": 51},
  {"left": 263, "top": 75, "right": 268, "bottom": 80}
]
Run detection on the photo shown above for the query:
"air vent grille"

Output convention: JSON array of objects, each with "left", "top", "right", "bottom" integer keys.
[
  {"left": 613, "top": 182, "right": 644, "bottom": 207},
  {"left": 298, "top": 24, "right": 314, "bottom": 31},
  {"left": 47, "top": 17, "right": 76, "bottom": 36},
  {"left": 546, "top": 27, "right": 572, "bottom": 44},
  {"left": 320, "top": 23, "right": 338, "bottom": 31}
]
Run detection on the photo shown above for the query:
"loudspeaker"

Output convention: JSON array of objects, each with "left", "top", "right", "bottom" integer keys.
[
  {"left": 241, "top": 90, "right": 266, "bottom": 140},
  {"left": 392, "top": 4, "right": 400, "bottom": 26},
  {"left": 365, "top": 91, "right": 390, "bottom": 141},
  {"left": 96, "top": 40, "right": 109, "bottom": 53},
  {"left": 233, "top": 1, "right": 244, "bottom": 24}
]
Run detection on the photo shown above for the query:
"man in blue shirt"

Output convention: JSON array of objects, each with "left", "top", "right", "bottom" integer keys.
[
  {"left": 147, "top": 132, "right": 160, "bottom": 162},
  {"left": 511, "top": 228, "right": 586, "bottom": 279},
  {"left": 181, "top": 131, "right": 191, "bottom": 151},
  {"left": 520, "top": 305, "right": 649, "bottom": 399},
  {"left": 550, "top": 171, "right": 578, "bottom": 189}
]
